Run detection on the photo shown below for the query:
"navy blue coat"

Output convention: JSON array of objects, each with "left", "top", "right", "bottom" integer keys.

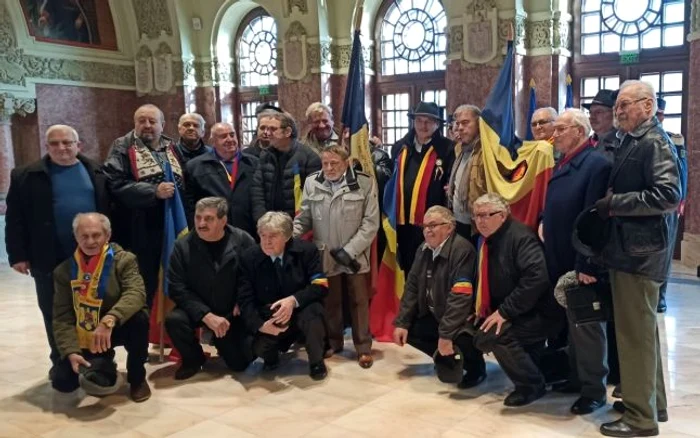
[{"left": 542, "top": 143, "right": 612, "bottom": 284}]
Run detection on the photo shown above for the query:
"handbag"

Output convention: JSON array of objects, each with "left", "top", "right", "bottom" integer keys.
[{"left": 565, "top": 281, "right": 612, "bottom": 325}]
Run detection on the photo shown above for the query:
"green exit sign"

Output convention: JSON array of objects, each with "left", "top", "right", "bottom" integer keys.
[
  {"left": 620, "top": 51, "right": 639, "bottom": 65},
  {"left": 259, "top": 85, "right": 270, "bottom": 96}
]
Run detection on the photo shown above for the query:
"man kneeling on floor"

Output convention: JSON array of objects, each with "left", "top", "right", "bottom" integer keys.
[
  {"left": 238, "top": 212, "right": 329, "bottom": 380},
  {"left": 52, "top": 213, "right": 151, "bottom": 402},
  {"left": 166, "top": 197, "right": 256, "bottom": 380},
  {"left": 466, "top": 193, "right": 561, "bottom": 407},
  {"left": 393, "top": 206, "right": 486, "bottom": 389}
]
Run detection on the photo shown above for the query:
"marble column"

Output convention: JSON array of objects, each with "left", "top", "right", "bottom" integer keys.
[
  {"left": 0, "top": 94, "right": 36, "bottom": 213},
  {"left": 680, "top": 6, "right": 700, "bottom": 270}
]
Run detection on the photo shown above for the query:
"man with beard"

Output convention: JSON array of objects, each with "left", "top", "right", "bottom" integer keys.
[
  {"left": 390, "top": 101, "right": 454, "bottom": 272},
  {"left": 174, "top": 113, "right": 211, "bottom": 166},
  {"left": 103, "top": 104, "right": 184, "bottom": 308},
  {"left": 302, "top": 102, "right": 339, "bottom": 155},
  {"left": 185, "top": 123, "right": 258, "bottom": 236}
]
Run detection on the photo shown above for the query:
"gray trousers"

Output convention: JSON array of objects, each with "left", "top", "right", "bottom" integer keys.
[
  {"left": 566, "top": 309, "right": 608, "bottom": 400},
  {"left": 611, "top": 269, "right": 667, "bottom": 430}
]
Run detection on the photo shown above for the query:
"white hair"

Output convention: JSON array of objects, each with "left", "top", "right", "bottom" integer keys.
[
  {"left": 305, "top": 102, "right": 333, "bottom": 120},
  {"left": 257, "top": 211, "right": 293, "bottom": 239},
  {"left": 45, "top": 124, "right": 79, "bottom": 143},
  {"left": 619, "top": 80, "right": 658, "bottom": 114},
  {"left": 473, "top": 193, "right": 511, "bottom": 214},
  {"left": 178, "top": 113, "right": 206, "bottom": 130},
  {"left": 424, "top": 206, "right": 456, "bottom": 227},
  {"left": 72, "top": 213, "right": 112, "bottom": 236},
  {"left": 559, "top": 108, "right": 592, "bottom": 137},
  {"left": 533, "top": 107, "right": 558, "bottom": 120},
  {"left": 453, "top": 104, "right": 481, "bottom": 119}
]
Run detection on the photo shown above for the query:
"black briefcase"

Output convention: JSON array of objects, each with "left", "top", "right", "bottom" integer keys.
[{"left": 565, "top": 282, "right": 612, "bottom": 325}]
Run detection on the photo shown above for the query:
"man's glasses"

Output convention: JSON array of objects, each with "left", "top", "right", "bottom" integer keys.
[
  {"left": 614, "top": 98, "right": 647, "bottom": 112},
  {"left": 422, "top": 222, "right": 448, "bottom": 231},
  {"left": 531, "top": 120, "right": 553, "bottom": 128},
  {"left": 47, "top": 140, "right": 77, "bottom": 146},
  {"left": 474, "top": 211, "right": 503, "bottom": 221}
]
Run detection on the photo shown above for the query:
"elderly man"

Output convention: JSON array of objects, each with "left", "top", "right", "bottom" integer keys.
[
  {"left": 51, "top": 213, "right": 150, "bottom": 402},
  {"left": 239, "top": 212, "right": 329, "bottom": 380},
  {"left": 393, "top": 206, "right": 484, "bottom": 388},
  {"left": 174, "top": 113, "right": 211, "bottom": 165},
  {"left": 185, "top": 123, "right": 258, "bottom": 236},
  {"left": 530, "top": 107, "right": 558, "bottom": 142},
  {"left": 390, "top": 102, "right": 455, "bottom": 272},
  {"left": 6, "top": 125, "right": 110, "bottom": 377},
  {"left": 595, "top": 80, "right": 680, "bottom": 437},
  {"left": 302, "top": 102, "right": 339, "bottom": 155},
  {"left": 447, "top": 105, "right": 486, "bottom": 241},
  {"left": 166, "top": 197, "right": 256, "bottom": 380},
  {"left": 655, "top": 97, "right": 687, "bottom": 314},
  {"left": 103, "top": 104, "right": 184, "bottom": 307},
  {"left": 467, "top": 193, "right": 556, "bottom": 407},
  {"left": 293, "top": 144, "right": 379, "bottom": 367},
  {"left": 585, "top": 90, "right": 619, "bottom": 161},
  {"left": 251, "top": 111, "right": 321, "bottom": 222},
  {"left": 543, "top": 109, "right": 612, "bottom": 415}
]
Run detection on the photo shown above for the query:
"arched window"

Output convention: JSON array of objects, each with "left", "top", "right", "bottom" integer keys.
[
  {"left": 374, "top": 0, "right": 447, "bottom": 146},
  {"left": 573, "top": 0, "right": 688, "bottom": 135},
  {"left": 235, "top": 8, "right": 279, "bottom": 145}
]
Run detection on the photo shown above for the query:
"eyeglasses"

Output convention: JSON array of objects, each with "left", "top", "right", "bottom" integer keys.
[
  {"left": 530, "top": 120, "right": 553, "bottom": 128},
  {"left": 47, "top": 140, "right": 77, "bottom": 146},
  {"left": 259, "top": 126, "right": 280, "bottom": 133},
  {"left": 422, "top": 222, "right": 448, "bottom": 231},
  {"left": 614, "top": 98, "right": 647, "bottom": 112},
  {"left": 552, "top": 125, "right": 576, "bottom": 134},
  {"left": 474, "top": 211, "right": 503, "bottom": 221}
]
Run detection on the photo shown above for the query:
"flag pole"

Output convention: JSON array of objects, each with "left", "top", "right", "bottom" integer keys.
[{"left": 353, "top": 0, "right": 364, "bottom": 33}]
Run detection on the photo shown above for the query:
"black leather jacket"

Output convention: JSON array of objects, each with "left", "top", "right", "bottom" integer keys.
[{"left": 601, "top": 117, "right": 681, "bottom": 281}]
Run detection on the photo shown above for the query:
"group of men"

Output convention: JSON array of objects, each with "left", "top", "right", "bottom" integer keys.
[{"left": 6, "top": 79, "right": 685, "bottom": 437}]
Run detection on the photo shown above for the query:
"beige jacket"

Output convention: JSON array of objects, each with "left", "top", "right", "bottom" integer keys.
[{"left": 293, "top": 167, "right": 380, "bottom": 276}]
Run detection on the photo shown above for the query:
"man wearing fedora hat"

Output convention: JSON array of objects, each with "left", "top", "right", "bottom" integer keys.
[
  {"left": 584, "top": 89, "right": 619, "bottom": 161},
  {"left": 389, "top": 101, "right": 455, "bottom": 271}
]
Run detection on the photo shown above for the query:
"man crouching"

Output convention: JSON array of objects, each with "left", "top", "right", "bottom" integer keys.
[
  {"left": 393, "top": 206, "right": 485, "bottom": 388},
  {"left": 52, "top": 213, "right": 151, "bottom": 402}
]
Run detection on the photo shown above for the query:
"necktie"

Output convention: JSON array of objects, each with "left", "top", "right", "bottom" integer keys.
[{"left": 274, "top": 258, "right": 285, "bottom": 286}]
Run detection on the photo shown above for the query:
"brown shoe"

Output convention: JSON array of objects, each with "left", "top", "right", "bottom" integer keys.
[
  {"left": 358, "top": 354, "right": 373, "bottom": 369},
  {"left": 130, "top": 381, "right": 152, "bottom": 403}
]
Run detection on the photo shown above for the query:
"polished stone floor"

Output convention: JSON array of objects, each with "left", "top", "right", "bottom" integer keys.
[{"left": 1, "top": 263, "right": 699, "bottom": 438}]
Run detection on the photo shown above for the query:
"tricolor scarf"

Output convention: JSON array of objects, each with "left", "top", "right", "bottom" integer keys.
[
  {"left": 475, "top": 236, "right": 491, "bottom": 318},
  {"left": 220, "top": 151, "right": 241, "bottom": 190},
  {"left": 128, "top": 137, "right": 184, "bottom": 186},
  {"left": 293, "top": 162, "right": 302, "bottom": 215},
  {"left": 70, "top": 244, "right": 114, "bottom": 349},
  {"left": 397, "top": 146, "right": 437, "bottom": 225}
]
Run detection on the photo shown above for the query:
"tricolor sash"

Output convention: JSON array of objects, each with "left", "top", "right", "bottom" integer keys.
[
  {"left": 70, "top": 244, "right": 114, "bottom": 349},
  {"left": 396, "top": 146, "right": 437, "bottom": 226},
  {"left": 475, "top": 237, "right": 491, "bottom": 318}
]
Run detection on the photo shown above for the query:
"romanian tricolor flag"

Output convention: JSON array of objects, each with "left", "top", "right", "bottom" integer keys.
[
  {"left": 479, "top": 40, "right": 554, "bottom": 229},
  {"left": 341, "top": 28, "right": 374, "bottom": 179},
  {"left": 525, "top": 79, "right": 537, "bottom": 141},
  {"left": 370, "top": 163, "right": 405, "bottom": 341},
  {"left": 149, "top": 162, "right": 189, "bottom": 358},
  {"left": 451, "top": 278, "right": 473, "bottom": 296},
  {"left": 565, "top": 74, "right": 574, "bottom": 109}
]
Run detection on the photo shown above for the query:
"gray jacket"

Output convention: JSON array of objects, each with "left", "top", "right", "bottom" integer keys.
[
  {"left": 601, "top": 116, "right": 681, "bottom": 281},
  {"left": 293, "top": 167, "right": 379, "bottom": 277}
]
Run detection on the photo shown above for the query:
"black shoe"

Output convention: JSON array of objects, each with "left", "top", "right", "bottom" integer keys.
[
  {"left": 612, "top": 384, "right": 622, "bottom": 398},
  {"left": 458, "top": 372, "right": 486, "bottom": 389},
  {"left": 657, "top": 297, "right": 667, "bottom": 313},
  {"left": 600, "top": 419, "right": 658, "bottom": 437},
  {"left": 48, "top": 365, "right": 57, "bottom": 381},
  {"left": 552, "top": 381, "right": 581, "bottom": 394},
  {"left": 612, "top": 401, "right": 668, "bottom": 422},
  {"left": 309, "top": 361, "right": 328, "bottom": 380},
  {"left": 174, "top": 356, "right": 206, "bottom": 380},
  {"left": 571, "top": 396, "right": 606, "bottom": 415},
  {"left": 504, "top": 386, "right": 546, "bottom": 407}
]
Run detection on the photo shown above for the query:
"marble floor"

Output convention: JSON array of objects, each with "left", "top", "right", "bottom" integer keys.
[{"left": 1, "top": 264, "right": 699, "bottom": 438}]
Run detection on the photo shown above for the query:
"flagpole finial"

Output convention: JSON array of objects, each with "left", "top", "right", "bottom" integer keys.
[
  {"left": 529, "top": 78, "right": 536, "bottom": 88},
  {"left": 566, "top": 74, "right": 572, "bottom": 85},
  {"left": 507, "top": 22, "right": 514, "bottom": 42},
  {"left": 353, "top": 0, "right": 365, "bottom": 32}
]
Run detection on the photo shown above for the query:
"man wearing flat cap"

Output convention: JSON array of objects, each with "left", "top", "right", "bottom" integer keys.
[
  {"left": 654, "top": 96, "right": 687, "bottom": 313},
  {"left": 584, "top": 90, "right": 619, "bottom": 161},
  {"left": 390, "top": 101, "right": 455, "bottom": 272}
]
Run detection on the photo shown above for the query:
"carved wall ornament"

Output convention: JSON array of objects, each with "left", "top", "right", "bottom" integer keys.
[
  {"left": 462, "top": 8, "right": 498, "bottom": 64},
  {"left": 330, "top": 44, "right": 352, "bottom": 70},
  {"left": 525, "top": 19, "right": 553, "bottom": 50},
  {"left": 449, "top": 25, "right": 464, "bottom": 54},
  {"left": 0, "top": 93, "right": 36, "bottom": 122},
  {"left": 135, "top": 45, "right": 154, "bottom": 95},
  {"left": 283, "top": 21, "right": 308, "bottom": 81},
  {"left": 132, "top": 0, "right": 174, "bottom": 40},
  {"left": 693, "top": 0, "right": 700, "bottom": 35},
  {"left": 153, "top": 42, "right": 174, "bottom": 93},
  {"left": 286, "top": 0, "right": 309, "bottom": 16},
  {"left": 465, "top": 0, "right": 498, "bottom": 20},
  {"left": 553, "top": 17, "right": 571, "bottom": 51}
]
